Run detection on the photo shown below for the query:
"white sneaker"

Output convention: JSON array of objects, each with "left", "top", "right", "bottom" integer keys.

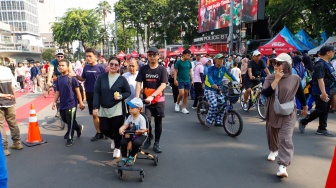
[
  {"left": 192, "top": 106, "right": 197, "bottom": 110},
  {"left": 277, "top": 165, "right": 288, "bottom": 178},
  {"left": 113, "top": 148, "right": 120, "bottom": 159},
  {"left": 110, "top": 139, "right": 115, "bottom": 150},
  {"left": 267, "top": 151, "right": 278, "bottom": 161},
  {"left": 175, "top": 103, "right": 180, "bottom": 112},
  {"left": 181, "top": 108, "right": 189, "bottom": 114}
]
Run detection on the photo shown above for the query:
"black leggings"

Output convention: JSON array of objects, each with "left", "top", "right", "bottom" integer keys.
[
  {"left": 99, "top": 115, "right": 125, "bottom": 148},
  {"left": 120, "top": 135, "right": 146, "bottom": 157},
  {"left": 145, "top": 104, "right": 164, "bottom": 143},
  {"left": 193, "top": 82, "right": 204, "bottom": 107}
]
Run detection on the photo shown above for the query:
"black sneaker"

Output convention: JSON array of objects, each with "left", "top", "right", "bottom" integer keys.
[
  {"left": 91, "top": 132, "right": 104, "bottom": 141},
  {"left": 66, "top": 139, "right": 74, "bottom": 147},
  {"left": 315, "top": 129, "right": 335, "bottom": 137},
  {"left": 153, "top": 142, "right": 162, "bottom": 153},
  {"left": 247, "top": 101, "right": 253, "bottom": 110},
  {"left": 143, "top": 137, "right": 152, "bottom": 149},
  {"left": 77, "top": 125, "right": 84, "bottom": 138}
]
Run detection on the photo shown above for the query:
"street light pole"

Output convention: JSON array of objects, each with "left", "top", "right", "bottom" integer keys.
[
  {"left": 115, "top": 13, "right": 118, "bottom": 54},
  {"left": 229, "top": 0, "right": 234, "bottom": 55},
  {"left": 164, "top": 32, "right": 167, "bottom": 58}
]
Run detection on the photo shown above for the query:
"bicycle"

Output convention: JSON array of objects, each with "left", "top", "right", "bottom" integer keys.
[
  {"left": 197, "top": 81, "right": 243, "bottom": 137},
  {"left": 240, "top": 77, "right": 267, "bottom": 120},
  {"left": 41, "top": 77, "right": 53, "bottom": 98}
]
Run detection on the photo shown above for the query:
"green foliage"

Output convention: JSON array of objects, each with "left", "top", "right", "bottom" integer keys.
[
  {"left": 51, "top": 8, "right": 103, "bottom": 50},
  {"left": 266, "top": 0, "right": 336, "bottom": 38},
  {"left": 113, "top": 0, "right": 199, "bottom": 51},
  {"left": 41, "top": 48, "right": 56, "bottom": 61}
]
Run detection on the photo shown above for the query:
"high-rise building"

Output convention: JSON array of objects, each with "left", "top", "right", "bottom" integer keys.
[
  {"left": 0, "top": 0, "right": 39, "bottom": 36},
  {"left": 0, "top": 0, "right": 44, "bottom": 64}
]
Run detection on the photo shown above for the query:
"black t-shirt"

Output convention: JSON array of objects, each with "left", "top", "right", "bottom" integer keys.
[
  {"left": 247, "top": 59, "right": 266, "bottom": 78},
  {"left": 311, "top": 59, "right": 336, "bottom": 94},
  {"left": 136, "top": 64, "right": 168, "bottom": 102}
]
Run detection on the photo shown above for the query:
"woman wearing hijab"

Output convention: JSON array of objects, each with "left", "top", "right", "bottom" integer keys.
[
  {"left": 292, "top": 56, "right": 308, "bottom": 111},
  {"left": 262, "top": 53, "right": 308, "bottom": 178},
  {"left": 192, "top": 57, "right": 207, "bottom": 109}
]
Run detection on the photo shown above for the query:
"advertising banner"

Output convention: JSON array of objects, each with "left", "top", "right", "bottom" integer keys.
[{"left": 198, "top": 0, "right": 259, "bottom": 33}]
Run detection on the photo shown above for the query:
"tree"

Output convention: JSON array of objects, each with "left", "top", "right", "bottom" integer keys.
[
  {"left": 41, "top": 48, "right": 56, "bottom": 61},
  {"left": 96, "top": 1, "right": 112, "bottom": 54},
  {"left": 51, "top": 8, "right": 103, "bottom": 50}
]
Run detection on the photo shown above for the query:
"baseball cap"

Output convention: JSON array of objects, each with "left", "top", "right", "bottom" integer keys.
[
  {"left": 147, "top": 47, "right": 159, "bottom": 54},
  {"left": 214, "top": 53, "right": 224, "bottom": 59},
  {"left": 252, "top": 50, "right": 261, "bottom": 56},
  {"left": 127, "top": 98, "right": 143, "bottom": 108},
  {"left": 274, "top": 53, "right": 292, "bottom": 65}
]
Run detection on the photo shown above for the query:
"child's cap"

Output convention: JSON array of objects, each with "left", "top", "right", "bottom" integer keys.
[{"left": 127, "top": 98, "right": 143, "bottom": 108}]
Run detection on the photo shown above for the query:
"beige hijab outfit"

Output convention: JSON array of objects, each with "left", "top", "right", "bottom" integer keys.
[{"left": 263, "top": 64, "right": 301, "bottom": 166}]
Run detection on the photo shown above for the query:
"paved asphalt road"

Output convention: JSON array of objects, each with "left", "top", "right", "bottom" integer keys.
[{"left": 6, "top": 88, "right": 336, "bottom": 188}]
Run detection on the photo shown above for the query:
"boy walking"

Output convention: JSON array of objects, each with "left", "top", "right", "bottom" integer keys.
[{"left": 52, "top": 59, "right": 85, "bottom": 146}]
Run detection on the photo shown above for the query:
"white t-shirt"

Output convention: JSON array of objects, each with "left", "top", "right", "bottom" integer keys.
[
  {"left": 231, "top": 67, "right": 241, "bottom": 83},
  {"left": 122, "top": 71, "right": 138, "bottom": 102},
  {"left": 124, "top": 114, "right": 147, "bottom": 136}
]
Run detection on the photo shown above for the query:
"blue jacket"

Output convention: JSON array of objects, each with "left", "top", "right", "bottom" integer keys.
[{"left": 205, "top": 65, "right": 237, "bottom": 90}]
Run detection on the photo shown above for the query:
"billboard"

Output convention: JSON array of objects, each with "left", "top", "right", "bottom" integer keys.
[{"left": 198, "top": 0, "right": 260, "bottom": 33}]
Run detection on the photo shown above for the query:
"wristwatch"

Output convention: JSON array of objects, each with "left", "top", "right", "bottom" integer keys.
[{"left": 151, "top": 94, "right": 156, "bottom": 98}]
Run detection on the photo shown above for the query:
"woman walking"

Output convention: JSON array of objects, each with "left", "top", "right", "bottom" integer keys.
[
  {"left": 262, "top": 53, "right": 308, "bottom": 178},
  {"left": 93, "top": 57, "right": 131, "bottom": 158}
]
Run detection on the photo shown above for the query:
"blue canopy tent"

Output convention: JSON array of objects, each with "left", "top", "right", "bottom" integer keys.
[
  {"left": 320, "top": 31, "right": 328, "bottom": 44},
  {"left": 279, "top": 26, "right": 310, "bottom": 51},
  {"left": 295, "top": 29, "right": 317, "bottom": 49}
]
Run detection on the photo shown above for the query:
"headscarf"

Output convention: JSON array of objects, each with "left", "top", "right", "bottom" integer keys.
[{"left": 292, "top": 56, "right": 305, "bottom": 79}]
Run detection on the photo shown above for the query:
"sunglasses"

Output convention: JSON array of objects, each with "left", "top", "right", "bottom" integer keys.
[
  {"left": 57, "top": 55, "right": 64, "bottom": 58},
  {"left": 128, "top": 65, "right": 135, "bottom": 67},
  {"left": 272, "top": 61, "right": 283, "bottom": 67},
  {"left": 148, "top": 53, "right": 158, "bottom": 57},
  {"left": 109, "top": 63, "right": 119, "bottom": 67}
]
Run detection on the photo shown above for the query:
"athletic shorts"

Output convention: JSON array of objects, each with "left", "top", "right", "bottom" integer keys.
[
  {"left": 86, "top": 92, "right": 94, "bottom": 115},
  {"left": 178, "top": 82, "right": 191, "bottom": 90}
]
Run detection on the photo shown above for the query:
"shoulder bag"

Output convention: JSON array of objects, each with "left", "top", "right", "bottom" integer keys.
[{"left": 273, "top": 85, "right": 295, "bottom": 115}]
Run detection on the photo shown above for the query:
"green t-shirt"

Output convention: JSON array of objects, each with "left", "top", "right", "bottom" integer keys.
[{"left": 175, "top": 59, "right": 192, "bottom": 82}]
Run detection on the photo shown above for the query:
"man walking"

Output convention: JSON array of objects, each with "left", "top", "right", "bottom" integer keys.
[
  {"left": 73, "top": 48, "right": 106, "bottom": 141},
  {"left": 0, "top": 65, "right": 23, "bottom": 156},
  {"left": 299, "top": 46, "right": 336, "bottom": 136},
  {"left": 135, "top": 47, "right": 168, "bottom": 153},
  {"left": 174, "top": 49, "right": 193, "bottom": 114}
]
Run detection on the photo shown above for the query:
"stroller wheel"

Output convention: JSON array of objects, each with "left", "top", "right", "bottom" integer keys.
[
  {"left": 154, "top": 155, "right": 158, "bottom": 166},
  {"left": 140, "top": 171, "right": 145, "bottom": 182},
  {"left": 118, "top": 169, "right": 123, "bottom": 180}
]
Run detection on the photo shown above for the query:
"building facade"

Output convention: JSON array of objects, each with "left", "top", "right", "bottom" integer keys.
[{"left": 0, "top": 0, "right": 44, "bottom": 64}]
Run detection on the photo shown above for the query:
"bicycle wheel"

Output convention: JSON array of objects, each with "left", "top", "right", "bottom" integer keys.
[
  {"left": 223, "top": 109, "right": 243, "bottom": 137},
  {"left": 240, "top": 89, "right": 249, "bottom": 111},
  {"left": 197, "top": 101, "right": 209, "bottom": 125},
  {"left": 256, "top": 95, "right": 267, "bottom": 120}
]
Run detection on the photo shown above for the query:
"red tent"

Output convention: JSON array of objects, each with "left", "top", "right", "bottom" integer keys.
[
  {"left": 169, "top": 46, "right": 185, "bottom": 56},
  {"left": 189, "top": 45, "right": 199, "bottom": 54},
  {"left": 116, "top": 51, "right": 126, "bottom": 60},
  {"left": 258, "top": 34, "right": 296, "bottom": 55},
  {"left": 195, "top": 44, "right": 218, "bottom": 55},
  {"left": 130, "top": 50, "right": 139, "bottom": 58}
]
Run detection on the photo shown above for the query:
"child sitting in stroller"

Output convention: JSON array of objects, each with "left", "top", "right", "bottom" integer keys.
[{"left": 118, "top": 98, "right": 147, "bottom": 167}]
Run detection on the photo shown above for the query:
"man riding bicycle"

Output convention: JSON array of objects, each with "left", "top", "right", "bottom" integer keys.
[
  {"left": 47, "top": 49, "right": 74, "bottom": 89},
  {"left": 243, "top": 50, "right": 270, "bottom": 108},
  {"left": 204, "top": 53, "right": 237, "bottom": 127}
]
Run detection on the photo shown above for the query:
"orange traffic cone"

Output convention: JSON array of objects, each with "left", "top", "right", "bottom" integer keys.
[
  {"left": 326, "top": 147, "right": 336, "bottom": 188},
  {"left": 22, "top": 104, "right": 47, "bottom": 147}
]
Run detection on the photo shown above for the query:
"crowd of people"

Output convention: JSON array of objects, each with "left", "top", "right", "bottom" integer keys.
[{"left": 0, "top": 45, "right": 335, "bottom": 179}]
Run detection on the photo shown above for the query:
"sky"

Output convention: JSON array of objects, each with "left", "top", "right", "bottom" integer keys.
[{"left": 55, "top": 0, "right": 118, "bottom": 22}]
